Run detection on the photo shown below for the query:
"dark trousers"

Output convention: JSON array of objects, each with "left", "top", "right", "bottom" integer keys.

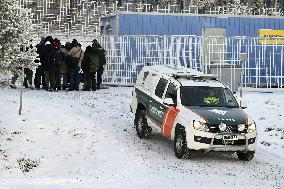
[
  {"left": 84, "top": 72, "right": 96, "bottom": 91},
  {"left": 44, "top": 70, "right": 50, "bottom": 89},
  {"left": 11, "top": 74, "right": 18, "bottom": 85},
  {"left": 34, "top": 65, "right": 45, "bottom": 89},
  {"left": 96, "top": 65, "right": 104, "bottom": 88},
  {"left": 44, "top": 67, "right": 56, "bottom": 90},
  {"left": 49, "top": 67, "right": 56, "bottom": 89},
  {"left": 11, "top": 68, "right": 33, "bottom": 87},
  {"left": 23, "top": 68, "right": 33, "bottom": 87},
  {"left": 57, "top": 73, "right": 68, "bottom": 88},
  {"left": 69, "top": 67, "right": 80, "bottom": 90}
]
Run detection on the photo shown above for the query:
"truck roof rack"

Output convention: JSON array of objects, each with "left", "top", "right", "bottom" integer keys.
[{"left": 172, "top": 73, "right": 218, "bottom": 81}]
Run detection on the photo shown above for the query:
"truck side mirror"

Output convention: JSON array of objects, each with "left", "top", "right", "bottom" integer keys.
[
  {"left": 240, "top": 100, "right": 247, "bottom": 109},
  {"left": 163, "top": 98, "right": 175, "bottom": 106}
]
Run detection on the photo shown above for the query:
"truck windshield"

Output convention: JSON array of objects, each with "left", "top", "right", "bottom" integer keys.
[{"left": 180, "top": 86, "right": 239, "bottom": 108}]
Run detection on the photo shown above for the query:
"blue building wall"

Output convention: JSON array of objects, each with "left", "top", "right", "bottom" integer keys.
[
  {"left": 100, "top": 13, "right": 284, "bottom": 86},
  {"left": 101, "top": 12, "right": 284, "bottom": 36}
]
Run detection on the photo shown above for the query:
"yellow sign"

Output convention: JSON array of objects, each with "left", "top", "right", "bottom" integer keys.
[{"left": 259, "top": 30, "right": 284, "bottom": 44}]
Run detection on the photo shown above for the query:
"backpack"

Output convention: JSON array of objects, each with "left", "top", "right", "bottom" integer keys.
[
  {"left": 53, "top": 50, "right": 64, "bottom": 65},
  {"left": 66, "top": 48, "right": 82, "bottom": 68},
  {"left": 89, "top": 54, "right": 99, "bottom": 72}
]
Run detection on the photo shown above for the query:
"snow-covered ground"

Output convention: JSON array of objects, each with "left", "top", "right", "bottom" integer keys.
[{"left": 0, "top": 87, "right": 284, "bottom": 189}]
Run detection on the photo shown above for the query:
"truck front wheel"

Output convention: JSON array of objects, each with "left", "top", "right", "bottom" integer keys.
[
  {"left": 134, "top": 109, "right": 152, "bottom": 139},
  {"left": 174, "top": 128, "right": 190, "bottom": 159}
]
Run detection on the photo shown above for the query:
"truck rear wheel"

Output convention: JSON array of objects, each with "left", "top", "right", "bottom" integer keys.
[
  {"left": 134, "top": 109, "right": 152, "bottom": 139},
  {"left": 174, "top": 128, "right": 190, "bottom": 159},
  {"left": 237, "top": 151, "right": 255, "bottom": 161}
]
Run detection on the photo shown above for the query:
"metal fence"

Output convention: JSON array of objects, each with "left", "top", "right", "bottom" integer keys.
[
  {"left": 99, "top": 35, "right": 284, "bottom": 88},
  {"left": 99, "top": 35, "right": 203, "bottom": 86}
]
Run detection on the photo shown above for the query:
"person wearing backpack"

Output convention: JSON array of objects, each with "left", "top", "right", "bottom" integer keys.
[
  {"left": 65, "top": 39, "right": 84, "bottom": 91},
  {"left": 51, "top": 38, "right": 65, "bottom": 91},
  {"left": 92, "top": 39, "right": 106, "bottom": 90},
  {"left": 81, "top": 45, "right": 100, "bottom": 91},
  {"left": 59, "top": 43, "right": 70, "bottom": 90},
  {"left": 42, "top": 36, "right": 54, "bottom": 91}
]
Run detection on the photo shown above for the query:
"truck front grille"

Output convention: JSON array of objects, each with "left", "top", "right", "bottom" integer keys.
[{"left": 208, "top": 124, "right": 247, "bottom": 134}]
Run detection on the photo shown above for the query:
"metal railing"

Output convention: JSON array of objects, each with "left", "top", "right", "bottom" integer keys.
[{"left": 99, "top": 35, "right": 284, "bottom": 88}]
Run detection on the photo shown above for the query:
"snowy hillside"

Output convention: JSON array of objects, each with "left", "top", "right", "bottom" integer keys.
[{"left": 0, "top": 87, "right": 284, "bottom": 189}]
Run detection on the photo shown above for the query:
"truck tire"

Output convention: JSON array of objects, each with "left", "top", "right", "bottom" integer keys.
[
  {"left": 237, "top": 151, "right": 255, "bottom": 161},
  {"left": 134, "top": 109, "right": 152, "bottom": 139},
  {"left": 174, "top": 128, "right": 190, "bottom": 159}
]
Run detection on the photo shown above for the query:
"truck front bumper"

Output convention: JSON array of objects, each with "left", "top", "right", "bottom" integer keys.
[{"left": 188, "top": 131, "right": 257, "bottom": 152}]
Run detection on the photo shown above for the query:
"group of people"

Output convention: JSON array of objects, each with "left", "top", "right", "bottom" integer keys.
[{"left": 11, "top": 36, "right": 106, "bottom": 92}]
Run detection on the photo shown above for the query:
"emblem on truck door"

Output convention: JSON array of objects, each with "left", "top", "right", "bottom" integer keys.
[{"left": 150, "top": 106, "right": 163, "bottom": 118}]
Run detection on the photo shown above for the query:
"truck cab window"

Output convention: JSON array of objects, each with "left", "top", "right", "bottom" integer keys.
[
  {"left": 155, "top": 78, "right": 168, "bottom": 98},
  {"left": 165, "top": 83, "right": 177, "bottom": 103}
]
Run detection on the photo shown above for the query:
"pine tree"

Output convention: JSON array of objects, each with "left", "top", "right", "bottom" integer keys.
[
  {"left": 250, "top": 0, "right": 262, "bottom": 15},
  {"left": 0, "top": 0, "right": 37, "bottom": 75},
  {"left": 196, "top": 0, "right": 216, "bottom": 14}
]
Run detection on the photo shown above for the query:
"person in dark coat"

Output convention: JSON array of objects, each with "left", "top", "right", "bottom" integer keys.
[
  {"left": 35, "top": 37, "right": 46, "bottom": 89},
  {"left": 10, "top": 44, "right": 34, "bottom": 89},
  {"left": 92, "top": 39, "right": 106, "bottom": 90},
  {"left": 42, "top": 36, "right": 54, "bottom": 91},
  {"left": 50, "top": 38, "right": 65, "bottom": 91},
  {"left": 81, "top": 46, "right": 100, "bottom": 91}
]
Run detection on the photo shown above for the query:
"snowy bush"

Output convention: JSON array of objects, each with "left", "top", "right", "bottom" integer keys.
[{"left": 0, "top": 0, "right": 37, "bottom": 75}]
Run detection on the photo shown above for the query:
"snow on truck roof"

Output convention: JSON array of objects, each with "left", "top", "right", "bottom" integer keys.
[
  {"left": 144, "top": 65, "right": 225, "bottom": 88},
  {"left": 147, "top": 65, "right": 201, "bottom": 76}
]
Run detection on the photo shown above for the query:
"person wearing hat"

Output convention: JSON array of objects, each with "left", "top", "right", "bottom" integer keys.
[
  {"left": 42, "top": 37, "right": 54, "bottom": 91},
  {"left": 34, "top": 37, "right": 46, "bottom": 89},
  {"left": 59, "top": 42, "right": 71, "bottom": 90},
  {"left": 50, "top": 38, "right": 65, "bottom": 91},
  {"left": 65, "top": 39, "right": 84, "bottom": 91},
  {"left": 92, "top": 40, "right": 106, "bottom": 90},
  {"left": 81, "top": 45, "right": 100, "bottom": 91}
]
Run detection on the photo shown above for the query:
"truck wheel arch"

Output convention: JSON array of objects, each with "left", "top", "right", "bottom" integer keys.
[{"left": 137, "top": 103, "right": 146, "bottom": 111}]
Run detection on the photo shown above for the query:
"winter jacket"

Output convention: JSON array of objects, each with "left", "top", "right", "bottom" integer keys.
[
  {"left": 59, "top": 47, "right": 69, "bottom": 74},
  {"left": 50, "top": 48, "right": 65, "bottom": 72},
  {"left": 66, "top": 46, "right": 84, "bottom": 68},
  {"left": 41, "top": 44, "right": 54, "bottom": 71},
  {"left": 81, "top": 46, "right": 100, "bottom": 73}
]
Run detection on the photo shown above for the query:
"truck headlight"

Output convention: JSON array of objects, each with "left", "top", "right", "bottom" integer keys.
[
  {"left": 219, "top": 123, "right": 227, "bottom": 132},
  {"left": 238, "top": 124, "right": 246, "bottom": 132},
  {"left": 193, "top": 121, "right": 209, "bottom": 132},
  {"left": 248, "top": 123, "right": 256, "bottom": 133}
]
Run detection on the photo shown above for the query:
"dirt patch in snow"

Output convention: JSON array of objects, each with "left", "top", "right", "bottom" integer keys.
[{"left": 17, "top": 158, "right": 40, "bottom": 173}]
